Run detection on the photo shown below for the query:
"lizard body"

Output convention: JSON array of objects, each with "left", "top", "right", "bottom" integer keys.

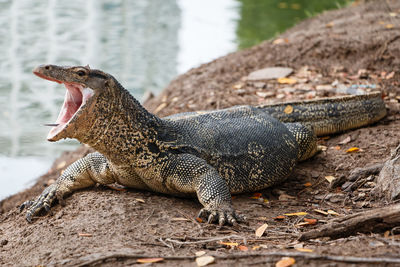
[{"left": 21, "top": 65, "right": 386, "bottom": 225}]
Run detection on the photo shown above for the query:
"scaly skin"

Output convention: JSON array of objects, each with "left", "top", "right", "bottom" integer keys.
[{"left": 21, "top": 65, "right": 387, "bottom": 225}]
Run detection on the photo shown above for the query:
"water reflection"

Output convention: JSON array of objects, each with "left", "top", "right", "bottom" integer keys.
[
  {"left": 0, "top": 0, "right": 180, "bottom": 158},
  {"left": 236, "top": 0, "right": 351, "bottom": 49}
]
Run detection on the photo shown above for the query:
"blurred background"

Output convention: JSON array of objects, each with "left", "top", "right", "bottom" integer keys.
[{"left": 0, "top": 0, "right": 351, "bottom": 199}]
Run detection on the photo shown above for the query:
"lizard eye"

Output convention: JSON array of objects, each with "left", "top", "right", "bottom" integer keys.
[{"left": 77, "top": 70, "right": 86, "bottom": 76}]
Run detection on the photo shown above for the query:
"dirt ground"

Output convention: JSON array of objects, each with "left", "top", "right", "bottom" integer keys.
[{"left": 1, "top": 0, "right": 400, "bottom": 266}]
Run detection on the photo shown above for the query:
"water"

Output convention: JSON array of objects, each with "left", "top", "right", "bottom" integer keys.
[{"left": 0, "top": 0, "right": 351, "bottom": 199}]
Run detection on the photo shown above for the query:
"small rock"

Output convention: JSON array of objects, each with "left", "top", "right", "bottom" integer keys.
[
  {"left": 276, "top": 93, "right": 285, "bottom": 99},
  {"left": 316, "top": 85, "right": 333, "bottom": 91},
  {"left": 253, "top": 82, "right": 266, "bottom": 88},
  {"left": 374, "top": 144, "right": 400, "bottom": 200},
  {"left": 196, "top": 255, "right": 215, "bottom": 266},
  {"left": 248, "top": 67, "right": 293, "bottom": 81},
  {"left": 256, "top": 91, "right": 274, "bottom": 98},
  {"left": 1, "top": 240, "right": 8, "bottom": 246},
  {"left": 281, "top": 87, "right": 296, "bottom": 94}
]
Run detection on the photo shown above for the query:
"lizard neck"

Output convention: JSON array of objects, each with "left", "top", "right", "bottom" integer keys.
[{"left": 75, "top": 78, "right": 169, "bottom": 165}]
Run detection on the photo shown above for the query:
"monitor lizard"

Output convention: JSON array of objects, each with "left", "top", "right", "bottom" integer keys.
[{"left": 20, "top": 65, "right": 386, "bottom": 225}]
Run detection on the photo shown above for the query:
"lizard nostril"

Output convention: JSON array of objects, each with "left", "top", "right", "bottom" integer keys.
[{"left": 45, "top": 66, "right": 50, "bottom": 70}]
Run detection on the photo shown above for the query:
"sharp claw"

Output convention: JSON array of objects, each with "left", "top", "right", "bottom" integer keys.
[
  {"left": 208, "top": 211, "right": 217, "bottom": 224},
  {"left": 44, "top": 204, "right": 50, "bottom": 212},
  {"left": 19, "top": 204, "right": 26, "bottom": 212},
  {"left": 26, "top": 213, "right": 32, "bottom": 223},
  {"left": 198, "top": 209, "right": 207, "bottom": 220},
  {"left": 200, "top": 207, "right": 244, "bottom": 226},
  {"left": 22, "top": 183, "right": 58, "bottom": 223},
  {"left": 20, "top": 201, "right": 33, "bottom": 212},
  {"left": 218, "top": 212, "right": 226, "bottom": 226}
]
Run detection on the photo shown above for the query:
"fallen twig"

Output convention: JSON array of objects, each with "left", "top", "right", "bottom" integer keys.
[
  {"left": 300, "top": 203, "right": 400, "bottom": 241},
  {"left": 164, "top": 234, "right": 247, "bottom": 246}
]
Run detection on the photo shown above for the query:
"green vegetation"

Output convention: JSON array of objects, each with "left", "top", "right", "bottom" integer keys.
[{"left": 236, "top": 0, "right": 353, "bottom": 49}]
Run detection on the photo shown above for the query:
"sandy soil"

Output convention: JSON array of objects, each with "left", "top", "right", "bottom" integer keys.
[{"left": 1, "top": 1, "right": 400, "bottom": 266}]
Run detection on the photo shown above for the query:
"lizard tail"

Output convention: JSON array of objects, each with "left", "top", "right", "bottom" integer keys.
[{"left": 257, "top": 92, "right": 386, "bottom": 136}]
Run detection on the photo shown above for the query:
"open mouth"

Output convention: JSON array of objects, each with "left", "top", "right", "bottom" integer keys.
[{"left": 34, "top": 71, "right": 94, "bottom": 141}]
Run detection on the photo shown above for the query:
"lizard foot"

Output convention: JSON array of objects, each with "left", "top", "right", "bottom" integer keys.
[
  {"left": 20, "top": 184, "right": 58, "bottom": 223},
  {"left": 198, "top": 207, "right": 246, "bottom": 226}
]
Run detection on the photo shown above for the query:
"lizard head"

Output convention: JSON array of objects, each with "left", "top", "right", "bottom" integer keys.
[{"left": 33, "top": 64, "right": 112, "bottom": 142}]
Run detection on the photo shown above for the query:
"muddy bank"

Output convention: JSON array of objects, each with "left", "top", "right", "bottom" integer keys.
[{"left": 1, "top": 1, "right": 400, "bottom": 266}]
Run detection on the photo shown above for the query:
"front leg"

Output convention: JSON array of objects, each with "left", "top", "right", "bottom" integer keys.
[
  {"left": 166, "top": 154, "right": 245, "bottom": 225},
  {"left": 21, "top": 152, "right": 115, "bottom": 222}
]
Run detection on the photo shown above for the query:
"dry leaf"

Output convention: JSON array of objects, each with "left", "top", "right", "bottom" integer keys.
[
  {"left": 256, "top": 91, "right": 272, "bottom": 98},
  {"left": 276, "top": 257, "right": 296, "bottom": 267},
  {"left": 263, "top": 198, "right": 269, "bottom": 204},
  {"left": 273, "top": 38, "right": 289, "bottom": 44},
  {"left": 196, "top": 256, "right": 215, "bottom": 266},
  {"left": 284, "top": 105, "right": 293, "bottom": 114},
  {"left": 304, "top": 182, "right": 312, "bottom": 187},
  {"left": 78, "top": 233, "right": 92, "bottom": 237},
  {"left": 195, "top": 251, "right": 206, "bottom": 257},
  {"left": 333, "top": 145, "right": 341, "bottom": 150},
  {"left": 252, "top": 245, "right": 261, "bottom": 250},
  {"left": 295, "top": 248, "right": 313, "bottom": 253},
  {"left": 196, "top": 217, "right": 204, "bottom": 223},
  {"left": 135, "top": 198, "right": 145, "bottom": 202},
  {"left": 325, "top": 176, "right": 335, "bottom": 183},
  {"left": 326, "top": 22, "right": 334, "bottom": 28},
  {"left": 274, "top": 215, "right": 285, "bottom": 220},
  {"left": 304, "top": 218, "right": 317, "bottom": 225},
  {"left": 327, "top": 209, "right": 340, "bottom": 216},
  {"left": 384, "top": 230, "right": 390, "bottom": 238},
  {"left": 346, "top": 147, "right": 360, "bottom": 153},
  {"left": 386, "top": 71, "right": 395, "bottom": 79},
  {"left": 154, "top": 102, "right": 167, "bottom": 114},
  {"left": 318, "top": 145, "right": 328, "bottom": 151},
  {"left": 284, "top": 212, "right": 308, "bottom": 216},
  {"left": 137, "top": 258, "right": 164, "bottom": 263},
  {"left": 56, "top": 161, "right": 66, "bottom": 169},
  {"left": 386, "top": 24, "right": 394, "bottom": 29},
  {"left": 255, "top": 223, "right": 269, "bottom": 237},
  {"left": 233, "top": 83, "right": 243, "bottom": 89},
  {"left": 220, "top": 241, "right": 239, "bottom": 247},
  {"left": 251, "top": 192, "right": 263, "bottom": 199},
  {"left": 389, "top": 12, "right": 397, "bottom": 17},
  {"left": 277, "top": 77, "right": 297, "bottom": 84},
  {"left": 339, "top": 136, "right": 351, "bottom": 145},
  {"left": 238, "top": 245, "right": 249, "bottom": 251},
  {"left": 314, "top": 209, "right": 329, "bottom": 215}
]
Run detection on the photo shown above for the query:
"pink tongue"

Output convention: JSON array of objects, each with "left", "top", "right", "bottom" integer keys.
[{"left": 55, "top": 84, "right": 82, "bottom": 124}]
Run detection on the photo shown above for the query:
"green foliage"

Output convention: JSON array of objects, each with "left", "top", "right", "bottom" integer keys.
[{"left": 236, "top": 0, "right": 353, "bottom": 49}]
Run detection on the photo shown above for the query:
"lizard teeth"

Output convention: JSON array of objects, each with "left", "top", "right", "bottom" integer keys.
[{"left": 43, "top": 123, "right": 60, "bottom": 127}]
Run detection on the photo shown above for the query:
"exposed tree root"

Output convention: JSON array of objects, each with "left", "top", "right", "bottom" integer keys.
[{"left": 299, "top": 203, "right": 400, "bottom": 241}]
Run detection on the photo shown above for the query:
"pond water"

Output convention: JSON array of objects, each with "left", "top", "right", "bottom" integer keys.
[{"left": 0, "top": 0, "right": 351, "bottom": 199}]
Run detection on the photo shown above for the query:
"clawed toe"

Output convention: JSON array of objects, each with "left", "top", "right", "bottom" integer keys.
[
  {"left": 21, "top": 184, "right": 59, "bottom": 223},
  {"left": 198, "top": 207, "right": 245, "bottom": 226}
]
